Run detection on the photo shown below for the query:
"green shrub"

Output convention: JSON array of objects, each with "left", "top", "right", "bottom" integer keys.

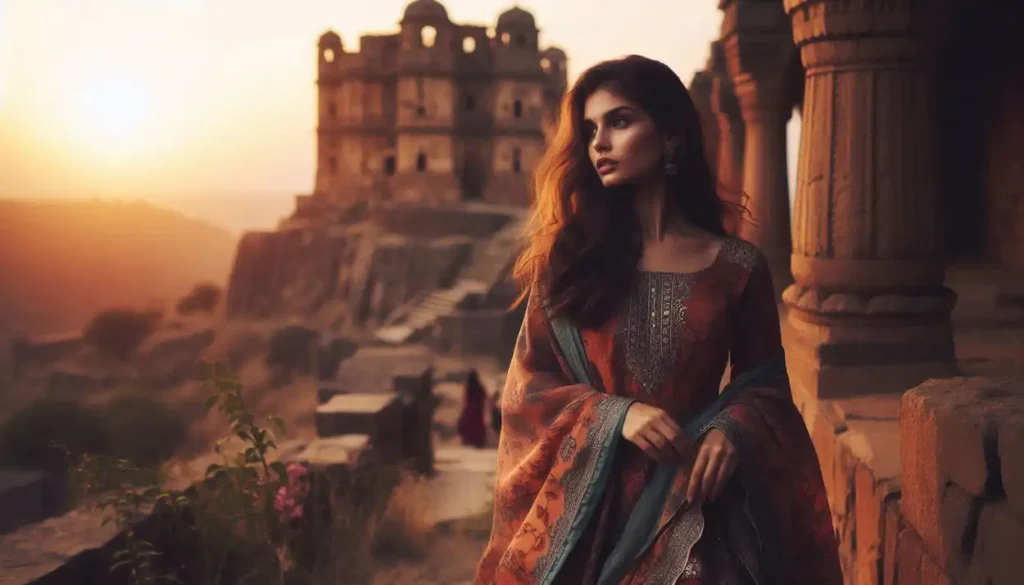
[
  {"left": 0, "top": 392, "right": 188, "bottom": 470},
  {"left": 100, "top": 392, "right": 188, "bottom": 466},
  {"left": 0, "top": 397, "right": 108, "bottom": 470},
  {"left": 177, "top": 283, "right": 222, "bottom": 315},
  {"left": 265, "top": 324, "right": 319, "bottom": 374},
  {"left": 84, "top": 308, "right": 163, "bottom": 360}
]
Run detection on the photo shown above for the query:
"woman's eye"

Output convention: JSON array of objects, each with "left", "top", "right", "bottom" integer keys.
[{"left": 612, "top": 117, "right": 629, "bottom": 128}]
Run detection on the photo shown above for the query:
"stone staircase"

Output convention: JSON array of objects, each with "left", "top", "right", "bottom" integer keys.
[{"left": 374, "top": 218, "right": 524, "bottom": 345}]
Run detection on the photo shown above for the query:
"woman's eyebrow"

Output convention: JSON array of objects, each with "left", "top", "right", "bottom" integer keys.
[{"left": 584, "top": 105, "right": 634, "bottom": 123}]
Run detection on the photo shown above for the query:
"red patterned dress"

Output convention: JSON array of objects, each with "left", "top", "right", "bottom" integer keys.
[{"left": 474, "top": 237, "right": 842, "bottom": 585}]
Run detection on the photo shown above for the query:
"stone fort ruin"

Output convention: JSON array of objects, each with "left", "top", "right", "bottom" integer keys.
[{"left": 304, "top": 0, "right": 567, "bottom": 211}]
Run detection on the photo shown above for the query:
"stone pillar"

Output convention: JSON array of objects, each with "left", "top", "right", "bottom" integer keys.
[
  {"left": 688, "top": 68, "right": 720, "bottom": 178},
  {"left": 782, "top": 0, "right": 956, "bottom": 399},
  {"left": 708, "top": 41, "right": 745, "bottom": 236},
  {"left": 720, "top": 0, "right": 796, "bottom": 289}
]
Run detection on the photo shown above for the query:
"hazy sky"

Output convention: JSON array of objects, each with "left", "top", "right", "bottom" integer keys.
[{"left": 0, "top": 0, "right": 799, "bottom": 222}]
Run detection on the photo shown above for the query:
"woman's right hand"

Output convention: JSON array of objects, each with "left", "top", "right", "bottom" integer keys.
[{"left": 621, "top": 402, "right": 689, "bottom": 464}]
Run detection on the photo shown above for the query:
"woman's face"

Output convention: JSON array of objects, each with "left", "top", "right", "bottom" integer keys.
[{"left": 581, "top": 87, "right": 663, "bottom": 188}]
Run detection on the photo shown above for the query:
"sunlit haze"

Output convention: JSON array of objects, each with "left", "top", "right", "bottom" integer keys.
[{"left": 0, "top": 0, "right": 800, "bottom": 230}]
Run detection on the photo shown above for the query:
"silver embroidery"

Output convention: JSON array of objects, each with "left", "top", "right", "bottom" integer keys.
[
  {"left": 719, "top": 237, "right": 758, "bottom": 270},
  {"left": 619, "top": 272, "right": 695, "bottom": 394},
  {"left": 645, "top": 503, "right": 705, "bottom": 584},
  {"left": 681, "top": 556, "right": 703, "bottom": 579},
  {"left": 529, "top": 394, "right": 634, "bottom": 583}
]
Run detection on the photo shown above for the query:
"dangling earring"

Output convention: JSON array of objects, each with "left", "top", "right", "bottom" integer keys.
[{"left": 664, "top": 139, "right": 678, "bottom": 177}]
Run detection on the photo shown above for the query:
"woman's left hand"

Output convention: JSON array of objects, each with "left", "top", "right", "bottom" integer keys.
[{"left": 685, "top": 428, "right": 738, "bottom": 505}]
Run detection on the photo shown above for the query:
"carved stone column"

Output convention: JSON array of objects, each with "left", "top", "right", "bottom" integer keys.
[
  {"left": 720, "top": 0, "right": 796, "bottom": 290},
  {"left": 709, "top": 41, "right": 745, "bottom": 236},
  {"left": 689, "top": 67, "right": 720, "bottom": 178},
  {"left": 782, "top": 0, "right": 955, "bottom": 398}
]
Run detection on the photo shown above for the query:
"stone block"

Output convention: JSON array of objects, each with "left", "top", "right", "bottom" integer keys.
[
  {"left": 317, "top": 383, "right": 349, "bottom": 405},
  {"left": 939, "top": 483, "right": 979, "bottom": 581},
  {"left": 900, "top": 376, "right": 1024, "bottom": 557},
  {"left": 314, "top": 393, "right": 402, "bottom": 461},
  {"left": 391, "top": 362, "right": 433, "bottom": 396},
  {"left": 293, "top": 435, "right": 371, "bottom": 474},
  {"left": 853, "top": 462, "right": 895, "bottom": 585},
  {"left": 895, "top": 527, "right": 952, "bottom": 585},
  {"left": 835, "top": 416, "right": 901, "bottom": 585},
  {"left": 977, "top": 502, "right": 1024, "bottom": 585},
  {"left": 881, "top": 500, "right": 903, "bottom": 585},
  {"left": 1000, "top": 419, "right": 1024, "bottom": 521}
]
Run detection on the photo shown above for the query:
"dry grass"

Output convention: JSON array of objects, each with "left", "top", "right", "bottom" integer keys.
[{"left": 369, "top": 472, "right": 436, "bottom": 562}]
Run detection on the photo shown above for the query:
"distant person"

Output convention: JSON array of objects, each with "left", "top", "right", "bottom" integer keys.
[
  {"left": 473, "top": 55, "right": 841, "bottom": 585},
  {"left": 456, "top": 369, "right": 487, "bottom": 448}
]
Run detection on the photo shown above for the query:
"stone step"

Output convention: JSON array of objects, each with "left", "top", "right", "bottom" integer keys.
[
  {"left": 314, "top": 393, "right": 404, "bottom": 461},
  {"left": 289, "top": 435, "right": 372, "bottom": 472},
  {"left": 422, "top": 297, "right": 459, "bottom": 311},
  {"left": 374, "top": 325, "right": 414, "bottom": 344}
]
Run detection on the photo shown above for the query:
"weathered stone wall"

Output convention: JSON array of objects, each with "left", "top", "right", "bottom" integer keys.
[
  {"left": 800, "top": 374, "right": 1024, "bottom": 585},
  {"left": 898, "top": 376, "right": 1024, "bottom": 585},
  {"left": 432, "top": 309, "right": 518, "bottom": 361},
  {"left": 224, "top": 224, "right": 472, "bottom": 325},
  {"left": 225, "top": 228, "right": 362, "bottom": 318},
  {"left": 371, "top": 203, "right": 513, "bottom": 238}
]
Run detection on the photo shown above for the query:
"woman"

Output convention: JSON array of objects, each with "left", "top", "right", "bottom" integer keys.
[
  {"left": 458, "top": 368, "right": 488, "bottom": 448},
  {"left": 474, "top": 56, "right": 841, "bottom": 585}
]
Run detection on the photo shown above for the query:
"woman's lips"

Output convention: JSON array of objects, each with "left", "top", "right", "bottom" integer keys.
[{"left": 596, "top": 160, "right": 617, "bottom": 175}]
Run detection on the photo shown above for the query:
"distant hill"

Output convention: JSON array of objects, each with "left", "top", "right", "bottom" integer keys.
[{"left": 0, "top": 198, "right": 239, "bottom": 337}]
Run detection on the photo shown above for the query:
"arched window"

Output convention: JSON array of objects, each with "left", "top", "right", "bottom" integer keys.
[
  {"left": 463, "top": 36, "right": 476, "bottom": 53},
  {"left": 515, "top": 33, "right": 526, "bottom": 47},
  {"left": 513, "top": 99, "right": 523, "bottom": 119},
  {"left": 540, "top": 58, "right": 551, "bottom": 72},
  {"left": 323, "top": 49, "right": 335, "bottom": 63},
  {"left": 384, "top": 156, "right": 396, "bottom": 176},
  {"left": 421, "top": 26, "right": 437, "bottom": 48},
  {"left": 465, "top": 95, "right": 476, "bottom": 112},
  {"left": 500, "top": 32, "right": 510, "bottom": 45},
  {"left": 512, "top": 148, "right": 521, "bottom": 173},
  {"left": 416, "top": 152, "right": 428, "bottom": 172}
]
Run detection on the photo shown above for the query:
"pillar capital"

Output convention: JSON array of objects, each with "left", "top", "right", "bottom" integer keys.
[
  {"left": 720, "top": 0, "right": 797, "bottom": 119},
  {"left": 710, "top": 73, "right": 741, "bottom": 120},
  {"left": 784, "top": 0, "right": 942, "bottom": 70}
]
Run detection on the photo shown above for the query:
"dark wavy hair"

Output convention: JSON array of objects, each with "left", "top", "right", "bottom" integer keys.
[{"left": 512, "top": 54, "right": 742, "bottom": 329}]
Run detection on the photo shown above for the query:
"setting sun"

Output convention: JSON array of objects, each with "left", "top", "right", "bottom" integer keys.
[{"left": 69, "top": 74, "right": 152, "bottom": 158}]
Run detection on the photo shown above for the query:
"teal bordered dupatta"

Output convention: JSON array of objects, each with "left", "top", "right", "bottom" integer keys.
[{"left": 542, "top": 311, "right": 784, "bottom": 585}]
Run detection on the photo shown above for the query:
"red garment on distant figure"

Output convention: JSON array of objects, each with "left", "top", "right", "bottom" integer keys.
[{"left": 458, "top": 372, "right": 488, "bottom": 448}]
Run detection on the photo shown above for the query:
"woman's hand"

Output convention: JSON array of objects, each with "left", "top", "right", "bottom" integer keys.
[
  {"left": 621, "top": 402, "right": 688, "bottom": 464},
  {"left": 685, "top": 427, "right": 738, "bottom": 505}
]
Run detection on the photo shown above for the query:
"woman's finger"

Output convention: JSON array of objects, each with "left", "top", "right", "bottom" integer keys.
[
  {"left": 647, "top": 428, "right": 679, "bottom": 464},
  {"left": 699, "top": 449, "right": 722, "bottom": 504},
  {"left": 650, "top": 419, "right": 686, "bottom": 460},
  {"left": 631, "top": 435, "right": 659, "bottom": 461},
  {"left": 686, "top": 446, "right": 710, "bottom": 503},
  {"left": 710, "top": 454, "right": 735, "bottom": 501}
]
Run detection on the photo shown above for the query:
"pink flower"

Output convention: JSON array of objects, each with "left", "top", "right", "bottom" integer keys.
[
  {"left": 273, "top": 463, "right": 311, "bottom": 522},
  {"left": 286, "top": 462, "right": 308, "bottom": 482}
]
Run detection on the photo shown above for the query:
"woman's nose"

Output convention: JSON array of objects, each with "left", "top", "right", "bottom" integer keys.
[{"left": 592, "top": 129, "right": 611, "bottom": 152}]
